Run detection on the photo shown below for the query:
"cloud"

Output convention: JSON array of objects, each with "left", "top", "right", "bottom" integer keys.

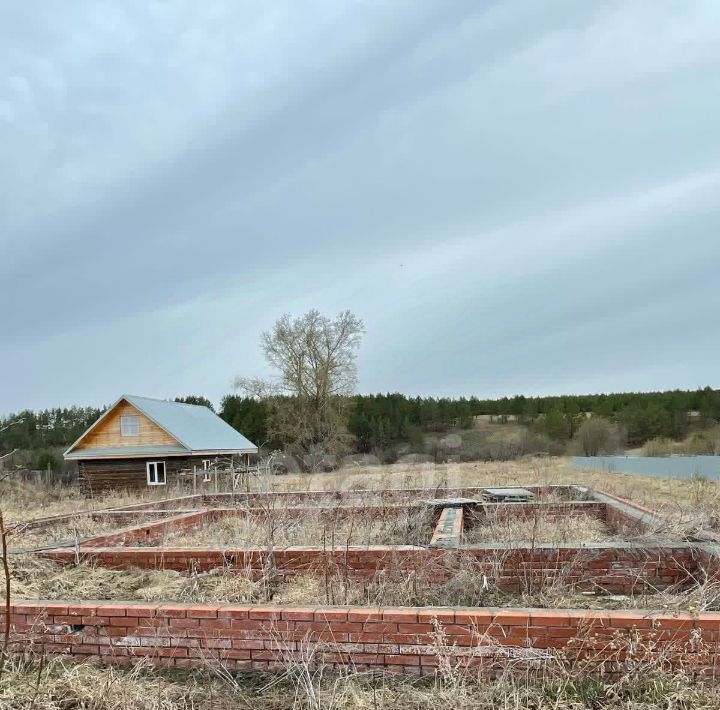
[{"left": 1, "top": 1, "right": 720, "bottom": 411}]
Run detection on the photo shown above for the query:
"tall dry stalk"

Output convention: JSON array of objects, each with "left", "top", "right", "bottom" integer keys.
[{"left": 0, "top": 509, "right": 12, "bottom": 682}]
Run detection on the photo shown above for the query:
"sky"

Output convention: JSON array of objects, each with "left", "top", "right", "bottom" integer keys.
[{"left": 2, "top": 1, "right": 720, "bottom": 414}]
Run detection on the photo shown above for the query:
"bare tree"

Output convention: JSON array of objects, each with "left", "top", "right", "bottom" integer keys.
[
  {"left": 0, "top": 417, "right": 24, "bottom": 679},
  {"left": 236, "top": 310, "right": 364, "bottom": 470}
]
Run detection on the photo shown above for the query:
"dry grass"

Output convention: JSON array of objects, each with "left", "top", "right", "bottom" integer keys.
[
  {"left": 242, "top": 457, "right": 720, "bottom": 519},
  {"left": 165, "top": 507, "right": 434, "bottom": 549},
  {"left": 0, "top": 478, "right": 190, "bottom": 525},
  {"left": 463, "top": 509, "right": 614, "bottom": 545},
  {"left": 6, "top": 457, "right": 720, "bottom": 525},
  {"left": 261, "top": 458, "right": 720, "bottom": 539},
  {"left": 2, "top": 555, "right": 271, "bottom": 604},
  {"left": 0, "top": 657, "right": 216, "bottom": 709},
  {"left": 4, "top": 655, "right": 720, "bottom": 710},
  {"left": 8, "top": 514, "right": 161, "bottom": 550}
]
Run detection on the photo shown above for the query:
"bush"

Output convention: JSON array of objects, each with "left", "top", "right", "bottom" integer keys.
[
  {"left": 546, "top": 439, "right": 568, "bottom": 456},
  {"left": 573, "top": 417, "right": 623, "bottom": 456}
]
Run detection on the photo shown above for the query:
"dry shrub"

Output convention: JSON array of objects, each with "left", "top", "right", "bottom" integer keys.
[
  {"left": 180, "top": 563, "right": 273, "bottom": 604},
  {"left": 642, "top": 437, "right": 674, "bottom": 457},
  {"left": 629, "top": 477, "right": 720, "bottom": 541},
  {"left": 8, "top": 457, "right": 720, "bottom": 525},
  {"left": 225, "top": 624, "right": 720, "bottom": 710},
  {"left": 8, "top": 549, "right": 719, "bottom": 613}
]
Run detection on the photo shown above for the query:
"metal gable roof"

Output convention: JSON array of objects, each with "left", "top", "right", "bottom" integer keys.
[
  {"left": 123, "top": 395, "right": 258, "bottom": 452},
  {"left": 64, "top": 395, "right": 257, "bottom": 459}
]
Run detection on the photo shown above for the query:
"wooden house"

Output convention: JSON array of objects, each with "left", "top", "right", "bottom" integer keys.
[{"left": 64, "top": 395, "right": 258, "bottom": 492}]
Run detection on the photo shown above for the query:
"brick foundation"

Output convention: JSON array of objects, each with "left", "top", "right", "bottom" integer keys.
[
  {"left": 9, "top": 600, "right": 720, "bottom": 675},
  {"left": 17, "top": 484, "right": 716, "bottom": 677},
  {"left": 40, "top": 543, "right": 699, "bottom": 593}
]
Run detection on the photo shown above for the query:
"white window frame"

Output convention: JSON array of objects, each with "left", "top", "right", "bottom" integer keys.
[
  {"left": 202, "top": 459, "right": 212, "bottom": 482},
  {"left": 120, "top": 415, "right": 140, "bottom": 437},
  {"left": 146, "top": 461, "right": 166, "bottom": 486}
]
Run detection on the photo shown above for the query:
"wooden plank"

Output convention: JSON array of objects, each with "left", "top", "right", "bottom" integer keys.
[
  {"left": 79, "top": 456, "right": 195, "bottom": 494},
  {"left": 75, "top": 401, "right": 179, "bottom": 450}
]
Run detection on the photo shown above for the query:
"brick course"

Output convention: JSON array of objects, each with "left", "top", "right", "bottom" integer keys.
[
  {"left": 40, "top": 543, "right": 699, "bottom": 593},
  {"left": 9, "top": 601, "right": 720, "bottom": 675}
]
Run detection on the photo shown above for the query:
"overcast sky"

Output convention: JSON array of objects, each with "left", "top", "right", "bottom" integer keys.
[{"left": 2, "top": 1, "right": 720, "bottom": 414}]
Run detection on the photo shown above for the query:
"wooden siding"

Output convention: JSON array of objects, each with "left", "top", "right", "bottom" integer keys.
[
  {"left": 75, "top": 401, "right": 180, "bottom": 451},
  {"left": 79, "top": 456, "right": 197, "bottom": 494}
]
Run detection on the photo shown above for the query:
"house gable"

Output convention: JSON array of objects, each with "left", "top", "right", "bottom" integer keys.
[{"left": 73, "top": 400, "right": 182, "bottom": 452}]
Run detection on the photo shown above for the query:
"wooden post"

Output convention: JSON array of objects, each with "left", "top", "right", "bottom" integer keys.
[{"left": 193, "top": 465, "right": 197, "bottom": 495}]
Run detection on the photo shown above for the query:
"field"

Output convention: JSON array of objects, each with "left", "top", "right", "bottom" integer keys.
[
  {"left": 4, "top": 456, "right": 719, "bottom": 522},
  {"left": 3, "top": 456, "right": 720, "bottom": 709},
  {"left": 165, "top": 506, "right": 433, "bottom": 549}
]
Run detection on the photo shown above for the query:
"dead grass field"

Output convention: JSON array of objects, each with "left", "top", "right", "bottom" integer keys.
[
  {"left": 0, "top": 478, "right": 188, "bottom": 525},
  {"left": 273, "top": 457, "right": 715, "bottom": 509},
  {"left": 4, "top": 457, "right": 720, "bottom": 708},
  {"left": 6, "top": 457, "right": 720, "bottom": 523},
  {"left": 264, "top": 458, "right": 720, "bottom": 536},
  {"left": 463, "top": 510, "right": 613, "bottom": 545},
  {"left": 166, "top": 507, "right": 433, "bottom": 548}
]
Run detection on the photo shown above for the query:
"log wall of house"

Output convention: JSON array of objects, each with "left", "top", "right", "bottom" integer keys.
[
  {"left": 75, "top": 401, "right": 179, "bottom": 451},
  {"left": 78, "top": 456, "right": 197, "bottom": 494}
]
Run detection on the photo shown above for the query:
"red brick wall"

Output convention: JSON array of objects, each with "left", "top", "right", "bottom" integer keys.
[
  {"left": 9, "top": 601, "right": 720, "bottom": 675},
  {"left": 77, "top": 511, "right": 211, "bottom": 547},
  {"left": 596, "top": 492, "right": 657, "bottom": 535},
  {"left": 42, "top": 544, "right": 699, "bottom": 593}
]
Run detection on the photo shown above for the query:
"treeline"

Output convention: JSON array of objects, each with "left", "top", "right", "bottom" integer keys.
[
  {"left": 481, "top": 388, "right": 720, "bottom": 446},
  {"left": 0, "top": 406, "right": 103, "bottom": 452},
  {"left": 219, "top": 387, "right": 720, "bottom": 453},
  {"left": 2, "top": 387, "right": 719, "bottom": 461}
]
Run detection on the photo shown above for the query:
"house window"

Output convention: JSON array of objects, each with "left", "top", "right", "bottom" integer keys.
[
  {"left": 202, "top": 459, "right": 212, "bottom": 482},
  {"left": 120, "top": 415, "right": 140, "bottom": 437},
  {"left": 147, "top": 461, "right": 166, "bottom": 486}
]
